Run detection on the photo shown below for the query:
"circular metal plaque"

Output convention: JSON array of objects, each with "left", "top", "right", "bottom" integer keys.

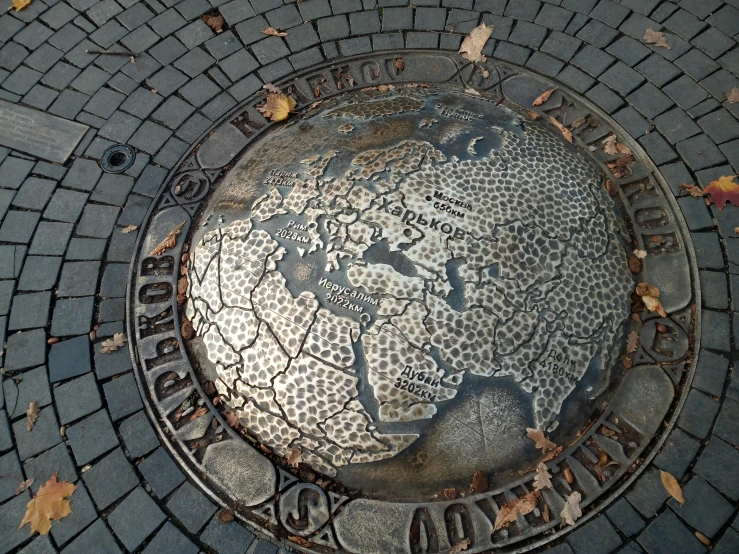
[{"left": 129, "top": 52, "right": 698, "bottom": 554}]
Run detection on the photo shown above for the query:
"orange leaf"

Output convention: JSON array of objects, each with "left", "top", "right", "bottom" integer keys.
[
  {"left": 702, "top": 175, "right": 739, "bottom": 210},
  {"left": 257, "top": 93, "right": 296, "bottom": 122},
  {"left": 19, "top": 472, "right": 77, "bottom": 535},
  {"left": 533, "top": 87, "right": 557, "bottom": 106},
  {"left": 548, "top": 116, "right": 573, "bottom": 143}
]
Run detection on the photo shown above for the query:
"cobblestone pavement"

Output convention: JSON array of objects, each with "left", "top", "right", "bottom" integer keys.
[{"left": 0, "top": 0, "right": 738, "bottom": 553}]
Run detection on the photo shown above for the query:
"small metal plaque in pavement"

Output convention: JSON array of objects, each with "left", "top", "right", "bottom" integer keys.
[{"left": 0, "top": 99, "right": 89, "bottom": 164}]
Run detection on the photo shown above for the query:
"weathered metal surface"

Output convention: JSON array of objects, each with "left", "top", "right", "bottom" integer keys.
[
  {"left": 0, "top": 99, "right": 88, "bottom": 163},
  {"left": 128, "top": 51, "right": 698, "bottom": 554}
]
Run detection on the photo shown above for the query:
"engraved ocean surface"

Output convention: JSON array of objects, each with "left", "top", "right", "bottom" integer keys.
[{"left": 185, "top": 89, "right": 633, "bottom": 497}]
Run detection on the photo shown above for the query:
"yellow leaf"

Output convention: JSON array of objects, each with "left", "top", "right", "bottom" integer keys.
[
  {"left": 458, "top": 23, "right": 493, "bottom": 63},
  {"left": 11, "top": 0, "right": 32, "bottom": 11},
  {"left": 660, "top": 470, "right": 684, "bottom": 505},
  {"left": 19, "top": 472, "right": 77, "bottom": 535},
  {"left": 260, "top": 93, "right": 296, "bottom": 122}
]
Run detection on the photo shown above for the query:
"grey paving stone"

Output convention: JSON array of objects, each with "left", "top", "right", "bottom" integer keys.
[
  {"left": 103, "top": 373, "right": 143, "bottom": 422},
  {"left": 89, "top": 173, "right": 135, "bottom": 208},
  {"left": 0, "top": 210, "right": 39, "bottom": 244},
  {"left": 129, "top": 120, "right": 173, "bottom": 155},
  {"left": 2, "top": 65, "right": 43, "bottom": 95},
  {"left": 108, "top": 487, "right": 166, "bottom": 551},
  {"left": 692, "top": 27, "right": 735, "bottom": 60},
  {"left": 82, "top": 87, "right": 125, "bottom": 120},
  {"left": 120, "top": 24, "right": 161, "bottom": 54},
  {"left": 654, "top": 107, "right": 701, "bottom": 143},
  {"left": 51, "top": 296, "right": 94, "bottom": 337},
  {"left": 693, "top": 344, "right": 728, "bottom": 399},
  {"left": 444, "top": 8, "right": 479, "bottom": 33},
  {"left": 0, "top": 156, "right": 34, "bottom": 190},
  {"left": 66, "top": 238, "right": 106, "bottom": 261},
  {"left": 18, "top": 256, "right": 62, "bottom": 292},
  {"left": 50, "top": 483, "right": 97, "bottom": 547},
  {"left": 82, "top": 447, "right": 138, "bottom": 510},
  {"left": 567, "top": 515, "right": 622, "bottom": 554},
  {"left": 149, "top": 95, "right": 195, "bottom": 131},
  {"left": 228, "top": 73, "right": 264, "bottom": 101},
  {"left": 76, "top": 204, "right": 119, "bottom": 238},
  {"left": 620, "top": 12, "right": 662, "bottom": 40},
  {"left": 176, "top": 0, "right": 210, "bottom": 19},
  {"left": 46, "top": 88, "right": 90, "bottom": 121},
  {"left": 713, "top": 527, "right": 739, "bottom": 554},
  {"left": 41, "top": 61, "right": 81, "bottom": 91},
  {"left": 96, "top": 321, "right": 124, "bottom": 338},
  {"left": 663, "top": 75, "right": 708, "bottom": 110},
  {"left": 251, "top": 0, "right": 281, "bottom": 13},
  {"left": 59, "top": 159, "right": 100, "bottom": 194},
  {"left": 638, "top": 509, "right": 706, "bottom": 554},
  {"left": 167, "top": 481, "right": 217, "bottom": 533},
  {"left": 507, "top": 20, "right": 547, "bottom": 50},
  {"left": 0, "top": 410, "right": 10, "bottom": 452},
  {"left": 699, "top": 267, "right": 729, "bottom": 310},
  {"left": 415, "top": 7, "right": 446, "bottom": 31},
  {"left": 585, "top": 83, "right": 624, "bottom": 113},
  {"left": 0, "top": 281, "right": 12, "bottom": 318},
  {"left": 526, "top": 51, "right": 565, "bottom": 77},
  {"left": 571, "top": 43, "right": 615, "bottom": 77},
  {"left": 14, "top": 21, "right": 53, "bottom": 50},
  {"left": 48, "top": 334, "right": 91, "bottom": 383},
  {"left": 577, "top": 19, "right": 619, "bottom": 48},
  {"left": 638, "top": 131, "right": 678, "bottom": 165},
  {"left": 176, "top": 19, "right": 214, "bottom": 49},
  {"left": 626, "top": 468, "right": 670, "bottom": 518},
  {"left": 23, "top": 84, "right": 59, "bottom": 110},
  {"left": 98, "top": 298, "right": 124, "bottom": 323},
  {"left": 677, "top": 388, "right": 719, "bottom": 438},
  {"left": 43, "top": 188, "right": 88, "bottom": 224},
  {"left": 119, "top": 410, "right": 159, "bottom": 458},
  {"left": 669, "top": 475, "right": 734, "bottom": 538},
  {"left": 8, "top": 290, "right": 50, "bottom": 331},
  {"left": 3, "top": 365, "right": 51, "bottom": 420},
  {"left": 12, "top": 406, "right": 61, "bottom": 460},
  {"left": 0, "top": 244, "right": 25, "bottom": 280},
  {"left": 118, "top": 2, "right": 155, "bottom": 30},
  {"left": 494, "top": 41, "right": 531, "bottom": 65},
  {"left": 256, "top": 59, "right": 293, "bottom": 86},
  {"left": 298, "top": 0, "right": 331, "bottom": 20},
  {"left": 93, "top": 338, "right": 132, "bottom": 378},
  {"left": 5, "top": 329, "right": 46, "bottom": 372},
  {"left": 605, "top": 498, "right": 644, "bottom": 537},
  {"left": 605, "top": 36, "right": 650, "bottom": 67},
  {"left": 149, "top": 7, "right": 186, "bottom": 37},
  {"left": 17, "top": 536, "right": 55, "bottom": 554},
  {"left": 57, "top": 261, "right": 100, "bottom": 297},
  {"left": 0, "top": 42, "right": 29, "bottom": 73},
  {"left": 61, "top": 518, "right": 122, "bottom": 554},
  {"left": 23, "top": 442, "right": 76, "bottom": 484},
  {"left": 138, "top": 447, "right": 186, "bottom": 498},
  {"left": 674, "top": 48, "right": 719, "bottom": 83},
  {"left": 0, "top": 14, "right": 25, "bottom": 44},
  {"left": 173, "top": 47, "right": 215, "bottom": 78},
  {"left": 318, "top": 14, "right": 351, "bottom": 39},
  {"left": 698, "top": 109, "right": 739, "bottom": 145},
  {"left": 677, "top": 134, "right": 726, "bottom": 171},
  {"left": 98, "top": 263, "right": 127, "bottom": 298},
  {"left": 535, "top": 3, "right": 574, "bottom": 32},
  {"left": 722, "top": 139, "right": 739, "bottom": 173},
  {"left": 142, "top": 521, "right": 199, "bottom": 554},
  {"left": 714, "top": 393, "right": 739, "bottom": 445},
  {"left": 0, "top": 451, "right": 22, "bottom": 503},
  {"left": 0, "top": 493, "right": 35, "bottom": 554},
  {"left": 54, "top": 372, "right": 101, "bottom": 425},
  {"left": 200, "top": 516, "right": 256, "bottom": 554},
  {"left": 66, "top": 409, "right": 119, "bottom": 465}
]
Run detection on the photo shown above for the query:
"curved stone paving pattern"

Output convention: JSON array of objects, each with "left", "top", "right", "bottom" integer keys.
[{"left": 0, "top": 0, "right": 737, "bottom": 553}]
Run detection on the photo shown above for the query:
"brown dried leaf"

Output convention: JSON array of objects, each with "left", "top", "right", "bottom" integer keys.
[
  {"left": 286, "top": 447, "right": 302, "bottom": 468},
  {"left": 16, "top": 478, "right": 34, "bottom": 495},
  {"left": 560, "top": 491, "right": 582, "bottom": 526},
  {"left": 695, "top": 532, "right": 711, "bottom": 546},
  {"left": 602, "top": 135, "right": 619, "bottom": 155},
  {"left": 443, "top": 488, "right": 458, "bottom": 500},
  {"left": 225, "top": 412, "right": 239, "bottom": 428},
  {"left": 458, "top": 23, "right": 493, "bottom": 63},
  {"left": 26, "top": 401, "right": 39, "bottom": 431},
  {"left": 121, "top": 225, "right": 138, "bottom": 234},
  {"left": 600, "top": 425, "right": 617, "bottom": 438},
  {"left": 533, "top": 87, "right": 557, "bottom": 107},
  {"left": 643, "top": 296, "right": 667, "bottom": 317},
  {"left": 190, "top": 406, "right": 208, "bottom": 421},
  {"left": 216, "top": 508, "right": 234, "bottom": 523},
  {"left": 571, "top": 116, "right": 587, "bottom": 129},
  {"left": 262, "top": 83, "right": 281, "bottom": 94},
  {"left": 493, "top": 490, "right": 539, "bottom": 531},
  {"left": 528, "top": 110, "right": 540, "bottom": 120},
  {"left": 563, "top": 468, "right": 574, "bottom": 483},
  {"left": 448, "top": 538, "right": 471, "bottom": 554},
  {"left": 623, "top": 356, "right": 633, "bottom": 369},
  {"left": 100, "top": 332, "right": 127, "bottom": 354},
  {"left": 548, "top": 115, "right": 573, "bottom": 143},
  {"left": 257, "top": 93, "right": 296, "bottom": 122},
  {"left": 20, "top": 472, "right": 77, "bottom": 535},
  {"left": 643, "top": 28, "right": 671, "bottom": 49},
  {"left": 150, "top": 221, "right": 186, "bottom": 256},
  {"left": 261, "top": 27, "right": 286, "bottom": 36},
  {"left": 626, "top": 330, "right": 640, "bottom": 353},
  {"left": 464, "top": 87, "right": 481, "bottom": 96},
  {"left": 181, "top": 319, "right": 195, "bottom": 340},
  {"left": 636, "top": 282, "right": 660, "bottom": 297},
  {"left": 628, "top": 255, "right": 642, "bottom": 274},
  {"left": 680, "top": 183, "right": 704, "bottom": 197},
  {"left": 202, "top": 14, "right": 224, "bottom": 33},
  {"left": 526, "top": 428, "right": 558, "bottom": 453},
  {"left": 288, "top": 536, "right": 313, "bottom": 548},
  {"left": 471, "top": 470, "right": 488, "bottom": 493},
  {"left": 395, "top": 58, "right": 405, "bottom": 71},
  {"left": 533, "top": 462, "right": 552, "bottom": 491},
  {"left": 727, "top": 87, "right": 739, "bottom": 104},
  {"left": 660, "top": 470, "right": 684, "bottom": 505}
]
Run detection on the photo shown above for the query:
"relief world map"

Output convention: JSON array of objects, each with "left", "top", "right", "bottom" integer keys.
[{"left": 184, "top": 89, "right": 634, "bottom": 487}]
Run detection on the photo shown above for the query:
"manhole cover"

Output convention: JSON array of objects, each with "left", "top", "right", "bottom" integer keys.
[{"left": 129, "top": 52, "right": 697, "bottom": 554}]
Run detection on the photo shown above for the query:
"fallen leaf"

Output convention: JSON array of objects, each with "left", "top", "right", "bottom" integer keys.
[
  {"left": 257, "top": 93, "right": 296, "bottom": 122},
  {"left": 286, "top": 447, "right": 302, "bottom": 468},
  {"left": 448, "top": 538, "right": 471, "bottom": 553},
  {"left": 528, "top": 110, "right": 540, "bottom": 120},
  {"left": 395, "top": 58, "right": 405, "bottom": 71},
  {"left": 100, "top": 333, "right": 127, "bottom": 354},
  {"left": 443, "top": 488, "right": 458, "bottom": 500},
  {"left": 533, "top": 462, "right": 552, "bottom": 491},
  {"left": 338, "top": 123, "right": 354, "bottom": 134},
  {"left": 571, "top": 116, "right": 587, "bottom": 129},
  {"left": 471, "top": 470, "right": 488, "bottom": 493},
  {"left": 15, "top": 478, "right": 34, "bottom": 495},
  {"left": 702, "top": 175, "right": 739, "bottom": 209},
  {"left": 262, "top": 27, "right": 286, "bottom": 36},
  {"left": 626, "top": 331, "right": 640, "bottom": 353},
  {"left": 19, "top": 472, "right": 77, "bottom": 535},
  {"left": 26, "top": 401, "right": 40, "bottom": 431},
  {"left": 225, "top": 412, "right": 239, "bottom": 428},
  {"left": 459, "top": 23, "right": 493, "bottom": 63},
  {"left": 560, "top": 491, "right": 582, "bottom": 526},
  {"left": 643, "top": 28, "right": 671, "bottom": 49},
  {"left": 493, "top": 490, "right": 539, "bottom": 531},
  {"left": 628, "top": 255, "right": 642, "bottom": 274},
  {"left": 190, "top": 406, "right": 208, "bottom": 421},
  {"left": 532, "top": 87, "right": 557, "bottom": 107},
  {"left": 202, "top": 14, "right": 224, "bottom": 33},
  {"left": 600, "top": 425, "right": 617, "bottom": 438},
  {"left": 288, "top": 536, "right": 313, "bottom": 548},
  {"left": 181, "top": 319, "right": 195, "bottom": 340},
  {"left": 695, "top": 531, "right": 710, "bottom": 546},
  {"left": 636, "top": 282, "right": 666, "bottom": 317},
  {"left": 727, "top": 88, "right": 739, "bottom": 103},
  {"left": 10, "top": 0, "right": 31, "bottom": 11},
  {"left": 548, "top": 115, "right": 573, "bottom": 143},
  {"left": 262, "top": 83, "right": 281, "bottom": 94},
  {"left": 526, "top": 428, "right": 558, "bottom": 453},
  {"left": 120, "top": 224, "right": 138, "bottom": 233},
  {"left": 377, "top": 84, "right": 395, "bottom": 92},
  {"left": 216, "top": 508, "right": 234, "bottom": 522},
  {"left": 735, "top": 227, "right": 739, "bottom": 235},
  {"left": 602, "top": 135, "right": 618, "bottom": 155},
  {"left": 420, "top": 118, "right": 438, "bottom": 128},
  {"left": 150, "top": 221, "right": 186, "bottom": 256},
  {"left": 680, "top": 183, "right": 704, "bottom": 197},
  {"left": 623, "top": 356, "right": 633, "bottom": 369},
  {"left": 660, "top": 470, "right": 684, "bottom": 505},
  {"left": 634, "top": 249, "right": 647, "bottom": 259},
  {"left": 464, "top": 87, "right": 481, "bottom": 96}
]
